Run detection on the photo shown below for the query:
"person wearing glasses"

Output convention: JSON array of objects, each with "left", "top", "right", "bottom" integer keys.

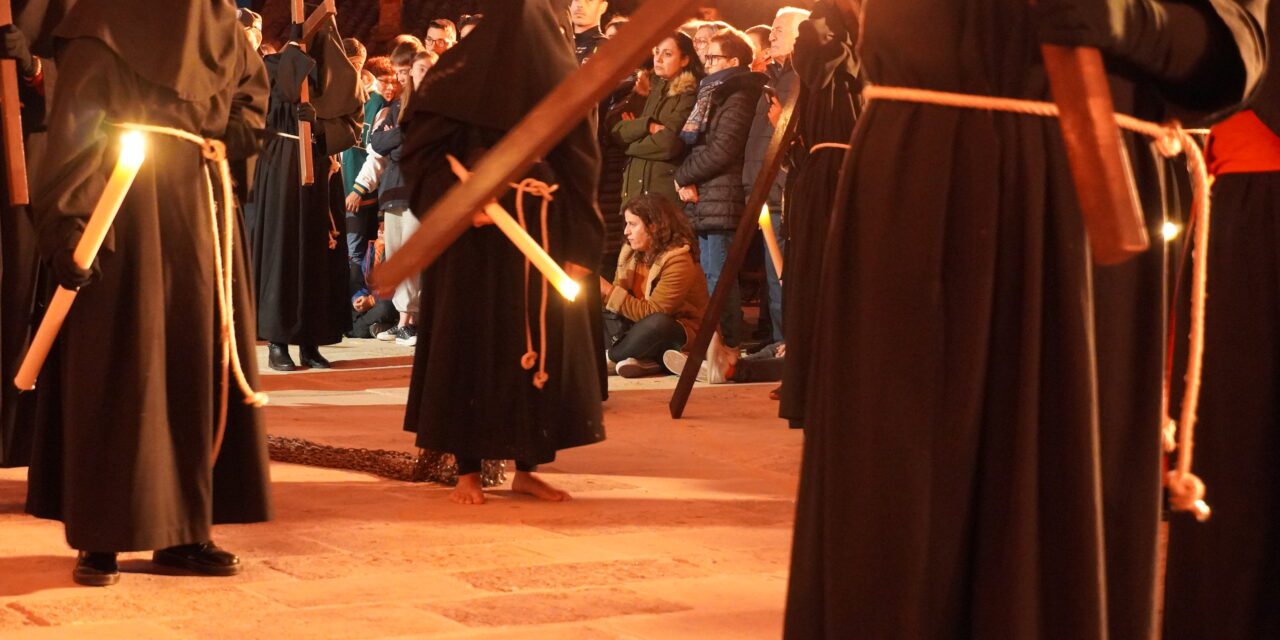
[
  {"left": 423, "top": 19, "right": 456, "bottom": 56},
  {"left": 672, "top": 28, "right": 766, "bottom": 374}
]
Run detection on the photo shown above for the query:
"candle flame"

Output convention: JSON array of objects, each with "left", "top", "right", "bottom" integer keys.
[
  {"left": 759, "top": 204, "right": 770, "bottom": 226},
  {"left": 558, "top": 278, "right": 581, "bottom": 301},
  {"left": 120, "top": 131, "right": 147, "bottom": 168},
  {"left": 1162, "top": 221, "right": 1181, "bottom": 241}
]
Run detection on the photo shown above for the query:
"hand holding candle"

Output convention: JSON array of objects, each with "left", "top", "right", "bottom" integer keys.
[
  {"left": 14, "top": 131, "right": 147, "bottom": 391},
  {"left": 444, "top": 155, "right": 582, "bottom": 301},
  {"left": 759, "top": 204, "right": 784, "bottom": 280}
]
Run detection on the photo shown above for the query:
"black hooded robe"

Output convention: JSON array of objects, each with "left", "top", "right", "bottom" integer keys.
[
  {"left": 0, "top": 36, "right": 46, "bottom": 469},
  {"left": 784, "top": 1, "right": 1267, "bottom": 638},
  {"left": 249, "top": 19, "right": 361, "bottom": 347},
  {"left": 778, "top": 5, "right": 861, "bottom": 428},
  {"left": 400, "top": 0, "right": 605, "bottom": 466},
  {"left": 1164, "top": 3, "right": 1280, "bottom": 637},
  {"left": 24, "top": 0, "right": 273, "bottom": 552}
]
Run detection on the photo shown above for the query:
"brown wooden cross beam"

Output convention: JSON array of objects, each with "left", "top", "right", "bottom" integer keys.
[
  {"left": 0, "top": 0, "right": 29, "bottom": 206},
  {"left": 668, "top": 88, "right": 800, "bottom": 419},
  {"left": 370, "top": 0, "right": 702, "bottom": 292},
  {"left": 289, "top": 0, "right": 336, "bottom": 186}
]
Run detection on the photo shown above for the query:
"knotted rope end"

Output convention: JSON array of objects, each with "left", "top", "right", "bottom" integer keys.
[{"left": 1166, "top": 470, "right": 1211, "bottom": 521}]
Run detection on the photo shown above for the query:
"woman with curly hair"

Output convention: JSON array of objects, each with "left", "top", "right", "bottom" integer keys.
[{"left": 601, "top": 194, "right": 708, "bottom": 378}]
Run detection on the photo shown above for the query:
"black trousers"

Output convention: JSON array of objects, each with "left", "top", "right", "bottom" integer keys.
[
  {"left": 349, "top": 300, "right": 398, "bottom": 338},
  {"left": 456, "top": 458, "right": 537, "bottom": 475},
  {"left": 603, "top": 311, "right": 686, "bottom": 362}
]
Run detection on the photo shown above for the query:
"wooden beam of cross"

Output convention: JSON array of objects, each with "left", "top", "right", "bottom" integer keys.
[
  {"left": 0, "top": 0, "right": 29, "bottom": 206},
  {"left": 289, "top": 0, "right": 335, "bottom": 186},
  {"left": 668, "top": 86, "right": 800, "bottom": 419},
  {"left": 369, "top": 0, "right": 702, "bottom": 292}
]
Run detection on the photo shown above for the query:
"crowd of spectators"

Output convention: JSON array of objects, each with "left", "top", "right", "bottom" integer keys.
[{"left": 237, "top": 4, "right": 812, "bottom": 390}]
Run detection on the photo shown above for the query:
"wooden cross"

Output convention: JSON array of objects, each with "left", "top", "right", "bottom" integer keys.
[
  {"left": 288, "top": 0, "right": 336, "bottom": 186},
  {"left": 0, "top": 0, "right": 28, "bottom": 206},
  {"left": 370, "top": 0, "right": 702, "bottom": 292},
  {"left": 668, "top": 87, "right": 800, "bottom": 418}
]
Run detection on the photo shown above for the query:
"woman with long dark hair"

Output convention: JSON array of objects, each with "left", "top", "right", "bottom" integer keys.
[
  {"left": 601, "top": 194, "right": 708, "bottom": 378},
  {"left": 609, "top": 32, "right": 704, "bottom": 211}
]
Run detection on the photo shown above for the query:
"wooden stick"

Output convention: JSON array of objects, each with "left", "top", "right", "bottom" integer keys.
[
  {"left": 0, "top": 1, "right": 29, "bottom": 206},
  {"left": 1041, "top": 44, "right": 1149, "bottom": 265},
  {"left": 302, "top": 0, "right": 336, "bottom": 42},
  {"left": 14, "top": 133, "right": 147, "bottom": 391},
  {"left": 290, "top": 0, "right": 315, "bottom": 186},
  {"left": 370, "top": 0, "right": 701, "bottom": 292},
  {"left": 668, "top": 87, "right": 800, "bottom": 419},
  {"left": 447, "top": 155, "right": 582, "bottom": 301}
]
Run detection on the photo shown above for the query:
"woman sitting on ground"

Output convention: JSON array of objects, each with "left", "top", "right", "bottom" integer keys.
[{"left": 601, "top": 194, "right": 709, "bottom": 378}]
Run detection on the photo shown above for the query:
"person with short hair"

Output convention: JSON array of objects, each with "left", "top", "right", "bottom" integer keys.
[
  {"left": 691, "top": 20, "right": 729, "bottom": 62},
  {"left": 600, "top": 194, "right": 708, "bottom": 378},
  {"left": 424, "top": 19, "right": 456, "bottom": 55},
  {"left": 604, "top": 15, "right": 628, "bottom": 39},
  {"left": 568, "top": 0, "right": 608, "bottom": 64},
  {"left": 745, "top": 24, "right": 771, "bottom": 72},
  {"left": 673, "top": 27, "right": 766, "bottom": 368}
]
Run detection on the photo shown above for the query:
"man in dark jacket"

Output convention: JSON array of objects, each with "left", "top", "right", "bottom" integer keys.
[
  {"left": 742, "top": 8, "right": 805, "bottom": 345},
  {"left": 674, "top": 28, "right": 766, "bottom": 353},
  {"left": 569, "top": 0, "right": 609, "bottom": 64}
]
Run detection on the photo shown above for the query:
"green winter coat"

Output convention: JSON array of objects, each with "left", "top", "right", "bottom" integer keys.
[{"left": 610, "top": 71, "right": 697, "bottom": 212}]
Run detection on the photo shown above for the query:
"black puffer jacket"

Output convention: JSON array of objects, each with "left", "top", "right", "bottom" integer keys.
[{"left": 674, "top": 69, "right": 768, "bottom": 232}]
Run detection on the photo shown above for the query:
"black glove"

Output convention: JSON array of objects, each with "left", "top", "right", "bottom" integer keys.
[
  {"left": 807, "top": 1, "right": 850, "bottom": 44},
  {"left": 1, "top": 25, "right": 35, "bottom": 77},
  {"left": 296, "top": 102, "right": 317, "bottom": 123},
  {"left": 1034, "top": 0, "right": 1227, "bottom": 84},
  {"left": 51, "top": 247, "right": 95, "bottom": 290}
]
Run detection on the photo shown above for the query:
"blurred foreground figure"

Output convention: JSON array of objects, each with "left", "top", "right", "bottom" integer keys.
[
  {"left": 26, "top": 0, "right": 273, "bottom": 587},
  {"left": 785, "top": 1, "right": 1267, "bottom": 638}
]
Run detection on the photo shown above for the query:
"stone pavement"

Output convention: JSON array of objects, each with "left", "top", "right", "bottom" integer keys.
[{"left": 0, "top": 340, "right": 801, "bottom": 638}]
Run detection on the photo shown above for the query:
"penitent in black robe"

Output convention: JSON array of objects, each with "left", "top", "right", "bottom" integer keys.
[
  {"left": 785, "top": 1, "right": 1267, "bottom": 638},
  {"left": 1164, "top": 3, "right": 1280, "bottom": 637},
  {"left": 778, "top": 3, "right": 861, "bottom": 428},
  {"left": 25, "top": 11, "right": 273, "bottom": 552},
  {"left": 249, "top": 19, "right": 361, "bottom": 346},
  {"left": 400, "top": 0, "right": 605, "bottom": 466},
  {"left": 0, "top": 63, "right": 46, "bottom": 469}
]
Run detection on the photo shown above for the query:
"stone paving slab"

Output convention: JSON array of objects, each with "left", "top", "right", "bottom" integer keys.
[{"left": 0, "top": 345, "right": 800, "bottom": 638}]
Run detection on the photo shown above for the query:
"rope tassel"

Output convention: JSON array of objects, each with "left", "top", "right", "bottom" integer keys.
[
  {"left": 110, "top": 123, "right": 269, "bottom": 467},
  {"left": 861, "top": 85, "right": 1215, "bottom": 521}
]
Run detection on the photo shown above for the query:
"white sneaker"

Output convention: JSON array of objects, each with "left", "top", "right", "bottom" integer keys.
[
  {"left": 616, "top": 357, "right": 662, "bottom": 378},
  {"left": 376, "top": 326, "right": 400, "bottom": 341},
  {"left": 662, "top": 349, "right": 708, "bottom": 382},
  {"left": 704, "top": 333, "right": 739, "bottom": 384},
  {"left": 395, "top": 325, "right": 417, "bottom": 346}
]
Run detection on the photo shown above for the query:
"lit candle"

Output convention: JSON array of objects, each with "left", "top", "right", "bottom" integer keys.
[
  {"left": 15, "top": 132, "right": 147, "bottom": 391},
  {"left": 447, "top": 155, "right": 582, "bottom": 301},
  {"left": 759, "top": 204, "right": 784, "bottom": 279}
]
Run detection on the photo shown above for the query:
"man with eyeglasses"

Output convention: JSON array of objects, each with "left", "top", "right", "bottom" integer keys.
[
  {"left": 568, "top": 0, "right": 608, "bottom": 64},
  {"left": 423, "top": 19, "right": 456, "bottom": 56}
]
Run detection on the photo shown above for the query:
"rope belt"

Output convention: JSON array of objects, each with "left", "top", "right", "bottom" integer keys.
[
  {"left": 511, "top": 178, "right": 559, "bottom": 390},
  {"left": 863, "top": 84, "right": 1213, "bottom": 520},
  {"left": 108, "top": 122, "right": 269, "bottom": 465}
]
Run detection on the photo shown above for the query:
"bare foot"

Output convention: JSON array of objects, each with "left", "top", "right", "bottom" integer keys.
[
  {"left": 449, "top": 473, "right": 486, "bottom": 505},
  {"left": 511, "top": 471, "right": 572, "bottom": 502}
]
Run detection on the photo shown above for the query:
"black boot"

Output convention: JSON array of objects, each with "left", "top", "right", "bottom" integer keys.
[
  {"left": 268, "top": 343, "right": 296, "bottom": 371},
  {"left": 153, "top": 541, "right": 242, "bottom": 577},
  {"left": 73, "top": 551, "right": 120, "bottom": 587},
  {"left": 298, "top": 344, "right": 331, "bottom": 369}
]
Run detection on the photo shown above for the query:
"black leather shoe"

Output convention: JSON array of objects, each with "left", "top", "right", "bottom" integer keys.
[
  {"left": 73, "top": 551, "right": 120, "bottom": 587},
  {"left": 298, "top": 345, "right": 331, "bottom": 369},
  {"left": 268, "top": 343, "right": 296, "bottom": 371},
  {"left": 153, "top": 542, "right": 242, "bottom": 576}
]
